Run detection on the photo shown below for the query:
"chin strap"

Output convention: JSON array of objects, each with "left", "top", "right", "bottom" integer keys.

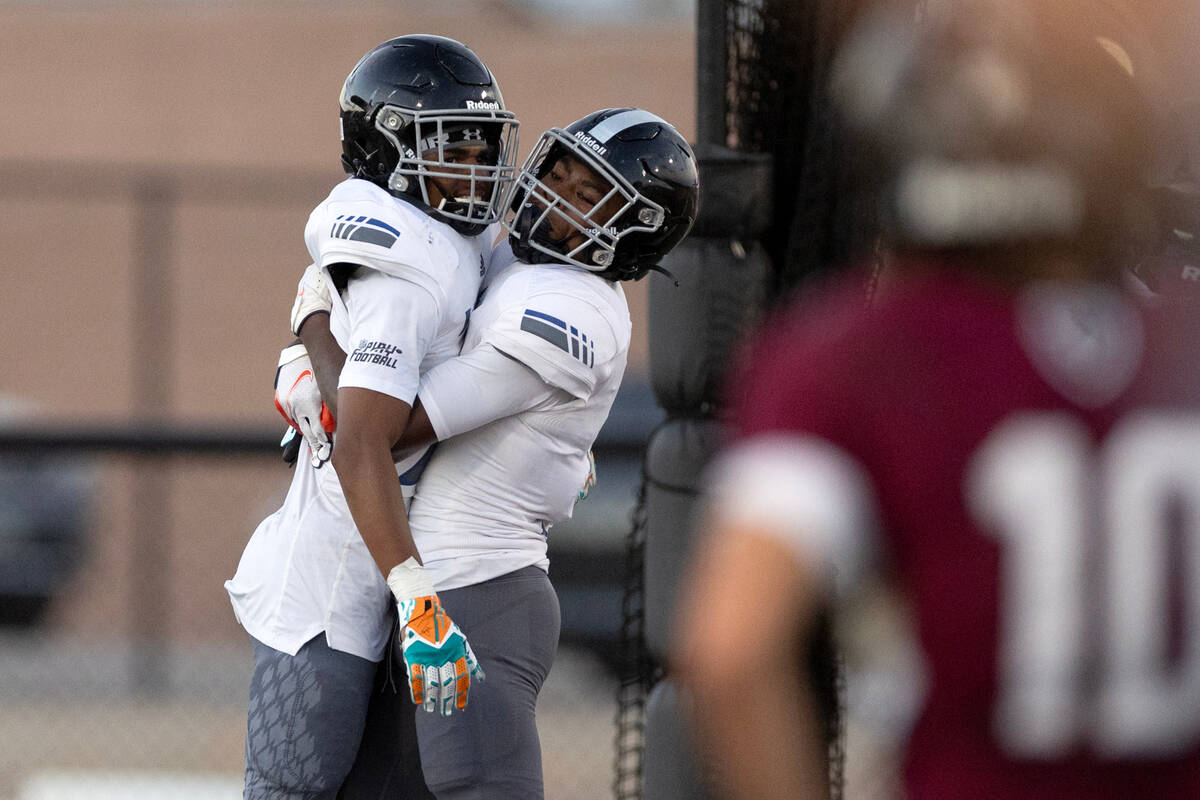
[
  {"left": 600, "top": 261, "right": 679, "bottom": 285},
  {"left": 644, "top": 262, "right": 680, "bottom": 286}
]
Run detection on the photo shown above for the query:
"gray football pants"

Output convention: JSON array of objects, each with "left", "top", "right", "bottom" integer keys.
[
  {"left": 243, "top": 629, "right": 431, "bottom": 800},
  {"left": 243, "top": 565, "right": 559, "bottom": 800},
  {"left": 414, "top": 565, "right": 560, "bottom": 800}
]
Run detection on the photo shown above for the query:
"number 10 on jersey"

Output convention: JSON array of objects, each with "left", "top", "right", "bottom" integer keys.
[{"left": 969, "top": 411, "right": 1200, "bottom": 759}]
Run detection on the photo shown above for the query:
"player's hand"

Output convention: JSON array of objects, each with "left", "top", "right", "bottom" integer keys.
[
  {"left": 388, "top": 558, "right": 484, "bottom": 716},
  {"left": 397, "top": 595, "right": 485, "bottom": 716},
  {"left": 576, "top": 449, "right": 597, "bottom": 505},
  {"left": 290, "top": 262, "right": 333, "bottom": 336},
  {"left": 273, "top": 343, "right": 336, "bottom": 468}
]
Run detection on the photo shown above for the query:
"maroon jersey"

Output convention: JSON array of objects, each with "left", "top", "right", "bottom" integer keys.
[{"left": 727, "top": 264, "right": 1200, "bottom": 799}]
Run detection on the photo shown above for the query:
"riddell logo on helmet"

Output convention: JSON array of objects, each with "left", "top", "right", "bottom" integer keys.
[
  {"left": 573, "top": 132, "right": 608, "bottom": 156},
  {"left": 466, "top": 100, "right": 500, "bottom": 110}
]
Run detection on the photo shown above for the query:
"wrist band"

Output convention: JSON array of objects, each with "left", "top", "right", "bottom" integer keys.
[{"left": 387, "top": 556, "right": 436, "bottom": 603}]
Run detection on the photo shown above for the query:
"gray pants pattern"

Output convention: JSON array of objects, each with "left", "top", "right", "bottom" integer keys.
[
  {"left": 242, "top": 565, "right": 558, "bottom": 800},
  {"left": 244, "top": 635, "right": 377, "bottom": 799}
]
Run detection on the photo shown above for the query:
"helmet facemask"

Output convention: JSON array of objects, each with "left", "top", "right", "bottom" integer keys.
[
  {"left": 372, "top": 106, "right": 519, "bottom": 235},
  {"left": 505, "top": 128, "right": 667, "bottom": 272}
]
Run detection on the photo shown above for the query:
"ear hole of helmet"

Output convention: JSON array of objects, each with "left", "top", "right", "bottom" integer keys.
[{"left": 341, "top": 115, "right": 398, "bottom": 181}]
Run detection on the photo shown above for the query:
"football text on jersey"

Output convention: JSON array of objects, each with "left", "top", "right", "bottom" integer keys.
[{"left": 350, "top": 339, "right": 403, "bottom": 368}]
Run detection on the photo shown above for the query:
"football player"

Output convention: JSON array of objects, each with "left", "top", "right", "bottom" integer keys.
[
  {"left": 225, "top": 34, "right": 518, "bottom": 799},
  {"left": 283, "top": 108, "right": 698, "bottom": 797},
  {"left": 671, "top": 5, "right": 1200, "bottom": 800}
]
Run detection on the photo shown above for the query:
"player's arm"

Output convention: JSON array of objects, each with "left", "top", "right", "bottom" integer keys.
[
  {"left": 391, "top": 289, "right": 616, "bottom": 453},
  {"left": 391, "top": 344, "right": 560, "bottom": 454},
  {"left": 298, "top": 328, "right": 548, "bottom": 459},
  {"left": 671, "top": 523, "right": 832, "bottom": 800},
  {"left": 671, "top": 434, "right": 875, "bottom": 800},
  {"left": 335, "top": 387, "right": 485, "bottom": 716},
  {"left": 333, "top": 387, "right": 419, "bottom": 572},
  {"left": 391, "top": 399, "right": 435, "bottom": 455},
  {"left": 332, "top": 268, "right": 485, "bottom": 715},
  {"left": 275, "top": 263, "right": 340, "bottom": 467},
  {"left": 329, "top": 268, "right": 436, "bottom": 571},
  {"left": 289, "top": 260, "right": 346, "bottom": 416},
  {"left": 391, "top": 345, "right": 598, "bottom": 504},
  {"left": 297, "top": 310, "right": 346, "bottom": 419}
]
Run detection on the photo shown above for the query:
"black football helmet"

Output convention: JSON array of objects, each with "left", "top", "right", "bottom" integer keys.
[
  {"left": 505, "top": 108, "right": 699, "bottom": 281},
  {"left": 338, "top": 35, "right": 519, "bottom": 236}
]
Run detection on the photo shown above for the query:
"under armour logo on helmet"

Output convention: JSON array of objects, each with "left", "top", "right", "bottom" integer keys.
[{"left": 419, "top": 127, "right": 486, "bottom": 153}]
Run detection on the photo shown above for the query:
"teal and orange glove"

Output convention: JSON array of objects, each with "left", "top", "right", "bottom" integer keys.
[{"left": 388, "top": 558, "right": 484, "bottom": 716}]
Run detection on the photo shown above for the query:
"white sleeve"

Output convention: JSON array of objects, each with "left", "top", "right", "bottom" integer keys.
[
  {"left": 336, "top": 268, "right": 441, "bottom": 405},
  {"left": 702, "top": 433, "right": 880, "bottom": 597},
  {"left": 479, "top": 291, "right": 618, "bottom": 400},
  {"left": 304, "top": 179, "right": 453, "bottom": 305},
  {"left": 418, "top": 344, "right": 563, "bottom": 440}
]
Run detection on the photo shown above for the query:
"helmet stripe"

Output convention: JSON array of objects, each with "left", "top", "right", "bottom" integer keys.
[{"left": 587, "top": 109, "right": 661, "bottom": 143}]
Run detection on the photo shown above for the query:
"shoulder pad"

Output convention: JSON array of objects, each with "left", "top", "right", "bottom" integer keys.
[
  {"left": 304, "top": 179, "right": 456, "bottom": 300},
  {"left": 481, "top": 276, "right": 628, "bottom": 398}
]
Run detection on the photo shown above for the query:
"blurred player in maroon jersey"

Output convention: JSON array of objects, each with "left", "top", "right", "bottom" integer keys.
[{"left": 671, "top": 4, "right": 1200, "bottom": 799}]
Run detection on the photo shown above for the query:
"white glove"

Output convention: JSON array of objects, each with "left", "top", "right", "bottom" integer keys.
[
  {"left": 273, "top": 343, "right": 335, "bottom": 468},
  {"left": 289, "top": 262, "right": 333, "bottom": 336}
]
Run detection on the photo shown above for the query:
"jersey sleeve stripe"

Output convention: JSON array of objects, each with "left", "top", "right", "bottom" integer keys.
[
  {"left": 367, "top": 217, "right": 401, "bottom": 236},
  {"left": 524, "top": 308, "right": 567, "bottom": 328},
  {"left": 331, "top": 215, "right": 401, "bottom": 249},
  {"left": 520, "top": 309, "right": 598, "bottom": 368},
  {"left": 347, "top": 226, "right": 397, "bottom": 248},
  {"left": 520, "top": 316, "right": 570, "bottom": 353}
]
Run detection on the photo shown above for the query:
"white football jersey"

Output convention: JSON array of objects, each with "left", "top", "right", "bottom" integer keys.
[
  {"left": 226, "top": 178, "right": 490, "bottom": 661},
  {"left": 408, "top": 242, "right": 632, "bottom": 590}
]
